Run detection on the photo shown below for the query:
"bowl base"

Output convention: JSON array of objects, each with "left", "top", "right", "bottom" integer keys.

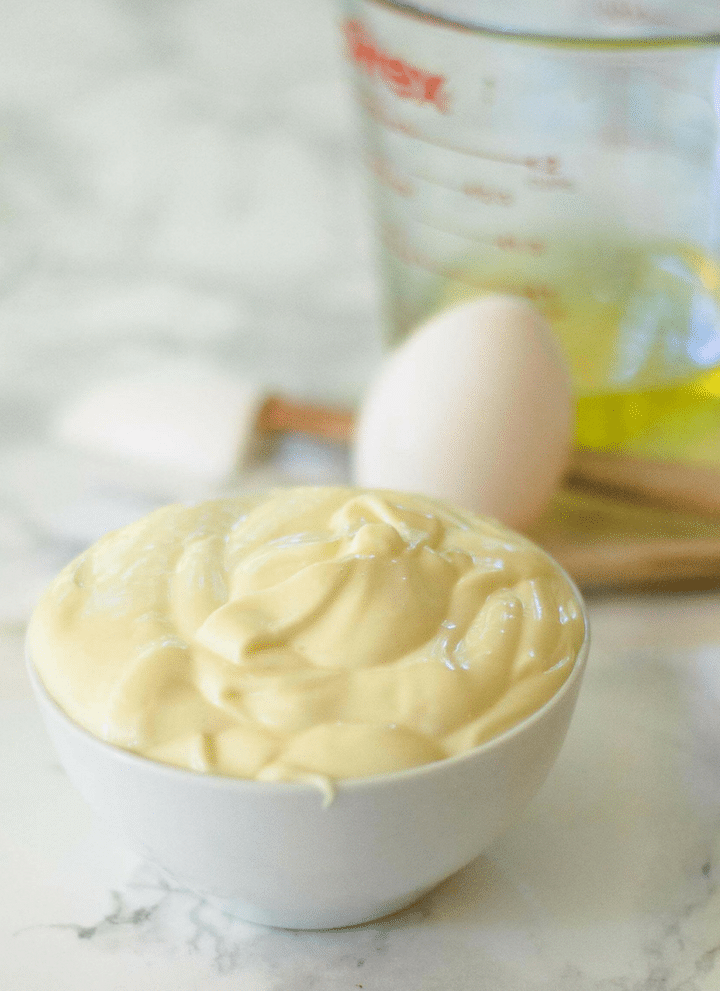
[{"left": 205, "top": 881, "right": 440, "bottom": 930}]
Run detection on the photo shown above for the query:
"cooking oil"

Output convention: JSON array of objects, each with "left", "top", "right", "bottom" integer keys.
[{"left": 430, "top": 238, "right": 720, "bottom": 462}]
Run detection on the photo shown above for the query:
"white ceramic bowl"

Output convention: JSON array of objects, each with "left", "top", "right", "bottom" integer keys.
[{"left": 28, "top": 609, "right": 588, "bottom": 930}]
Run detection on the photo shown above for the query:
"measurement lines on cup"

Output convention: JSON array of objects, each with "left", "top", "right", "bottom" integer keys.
[{"left": 359, "top": 93, "right": 562, "bottom": 175}]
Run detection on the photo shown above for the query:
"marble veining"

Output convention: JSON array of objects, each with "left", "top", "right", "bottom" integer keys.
[{"left": 11, "top": 844, "right": 720, "bottom": 989}]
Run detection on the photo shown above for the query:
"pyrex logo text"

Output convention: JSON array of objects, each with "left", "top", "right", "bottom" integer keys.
[{"left": 344, "top": 20, "right": 449, "bottom": 112}]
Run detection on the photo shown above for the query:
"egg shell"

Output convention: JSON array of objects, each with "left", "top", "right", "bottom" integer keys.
[{"left": 353, "top": 295, "right": 574, "bottom": 530}]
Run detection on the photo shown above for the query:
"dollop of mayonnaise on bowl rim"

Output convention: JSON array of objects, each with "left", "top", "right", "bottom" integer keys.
[{"left": 26, "top": 487, "right": 588, "bottom": 802}]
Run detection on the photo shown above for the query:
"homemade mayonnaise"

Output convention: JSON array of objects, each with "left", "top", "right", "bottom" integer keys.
[{"left": 27, "top": 487, "right": 585, "bottom": 795}]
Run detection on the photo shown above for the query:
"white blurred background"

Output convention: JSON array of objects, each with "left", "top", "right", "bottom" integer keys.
[
  {"left": 0, "top": 0, "right": 381, "bottom": 405},
  {"left": 0, "top": 0, "right": 383, "bottom": 622}
]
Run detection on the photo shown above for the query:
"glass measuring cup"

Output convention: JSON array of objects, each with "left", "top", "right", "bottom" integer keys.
[{"left": 340, "top": 0, "right": 720, "bottom": 461}]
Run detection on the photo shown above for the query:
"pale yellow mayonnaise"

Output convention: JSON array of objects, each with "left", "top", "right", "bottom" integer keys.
[{"left": 28, "top": 487, "right": 585, "bottom": 793}]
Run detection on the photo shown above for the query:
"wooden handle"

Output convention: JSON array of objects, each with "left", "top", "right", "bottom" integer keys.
[{"left": 257, "top": 396, "right": 355, "bottom": 443}]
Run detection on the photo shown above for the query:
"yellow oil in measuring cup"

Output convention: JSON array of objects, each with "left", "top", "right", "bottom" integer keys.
[
  {"left": 577, "top": 371, "right": 720, "bottom": 458},
  {"left": 342, "top": 1, "right": 720, "bottom": 463},
  {"left": 438, "top": 238, "right": 720, "bottom": 462}
]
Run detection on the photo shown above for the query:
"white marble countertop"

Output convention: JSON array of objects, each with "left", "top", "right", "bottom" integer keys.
[{"left": 2, "top": 0, "right": 720, "bottom": 987}]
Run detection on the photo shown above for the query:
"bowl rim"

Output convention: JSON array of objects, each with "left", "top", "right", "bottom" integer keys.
[{"left": 26, "top": 561, "right": 589, "bottom": 797}]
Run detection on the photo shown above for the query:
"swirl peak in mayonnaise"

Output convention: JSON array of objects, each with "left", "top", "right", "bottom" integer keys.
[{"left": 27, "top": 487, "right": 585, "bottom": 790}]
